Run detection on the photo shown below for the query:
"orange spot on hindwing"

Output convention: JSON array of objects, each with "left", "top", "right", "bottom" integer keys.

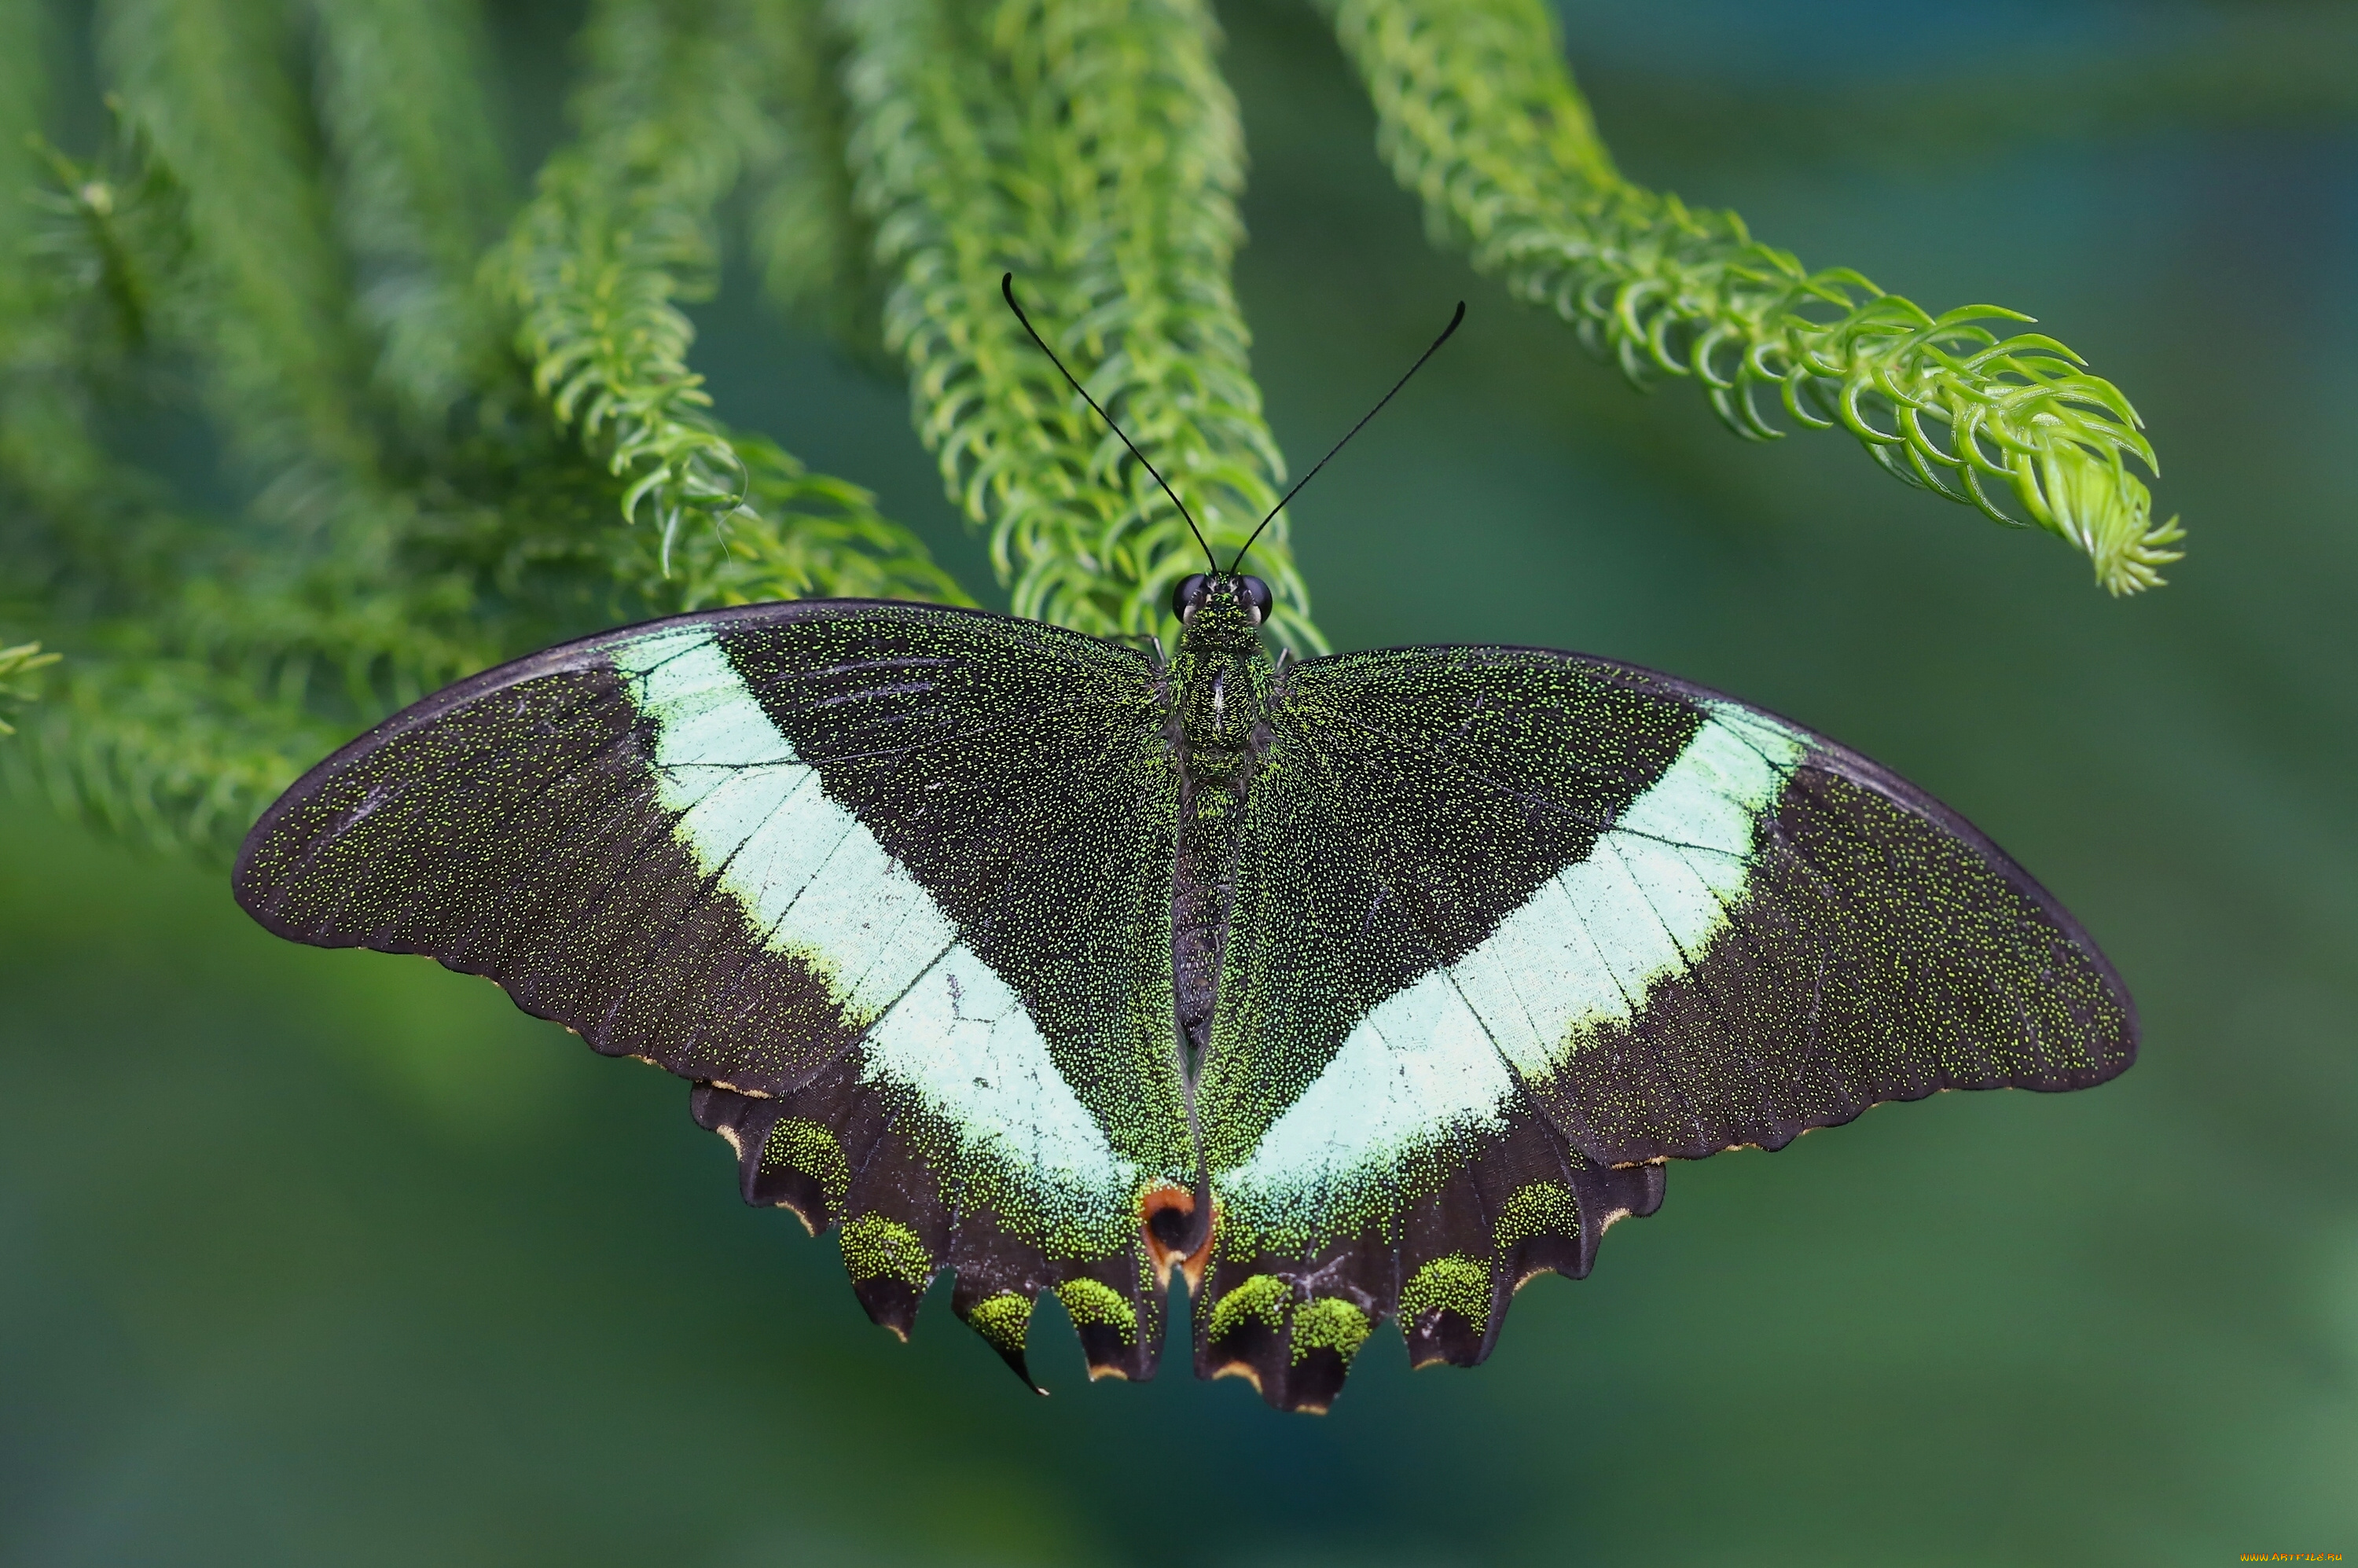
[{"left": 1140, "top": 1182, "right": 1217, "bottom": 1291}]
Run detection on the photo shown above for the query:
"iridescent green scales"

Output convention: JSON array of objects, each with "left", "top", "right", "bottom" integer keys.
[
  {"left": 762, "top": 1118, "right": 850, "bottom": 1215},
  {"left": 841, "top": 1215, "right": 934, "bottom": 1290},
  {"left": 1055, "top": 1280, "right": 1138, "bottom": 1344},
  {"left": 1290, "top": 1299, "right": 1372, "bottom": 1367},
  {"left": 1400, "top": 1258, "right": 1491, "bottom": 1333},
  {"left": 1494, "top": 1183, "right": 1580, "bottom": 1252},
  {"left": 966, "top": 1293, "right": 1033, "bottom": 1357},
  {"left": 1206, "top": 1275, "right": 1290, "bottom": 1342},
  {"left": 235, "top": 582, "right": 2136, "bottom": 1412}
]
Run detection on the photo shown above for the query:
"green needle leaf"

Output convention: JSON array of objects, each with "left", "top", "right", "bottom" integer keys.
[{"left": 0, "top": 642, "right": 62, "bottom": 736}]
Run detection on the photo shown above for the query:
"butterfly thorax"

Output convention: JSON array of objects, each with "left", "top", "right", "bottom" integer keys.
[
  {"left": 1168, "top": 593, "right": 1272, "bottom": 773},
  {"left": 1163, "top": 582, "right": 1276, "bottom": 1074}
]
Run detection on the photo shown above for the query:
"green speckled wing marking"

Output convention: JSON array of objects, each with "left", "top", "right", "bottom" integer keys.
[
  {"left": 234, "top": 600, "right": 1187, "bottom": 1386},
  {"left": 1190, "top": 641, "right": 2133, "bottom": 1409}
]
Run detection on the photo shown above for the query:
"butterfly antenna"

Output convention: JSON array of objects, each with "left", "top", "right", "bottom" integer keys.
[
  {"left": 1001, "top": 274, "right": 1218, "bottom": 574},
  {"left": 1229, "top": 300, "right": 1465, "bottom": 575}
]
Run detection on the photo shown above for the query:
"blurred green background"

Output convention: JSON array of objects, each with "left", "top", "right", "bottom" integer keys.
[{"left": 6, "top": 1, "right": 2356, "bottom": 1562}]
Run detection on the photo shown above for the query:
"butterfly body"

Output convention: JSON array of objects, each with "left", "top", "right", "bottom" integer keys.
[
  {"left": 1166, "top": 582, "right": 1269, "bottom": 1074},
  {"left": 235, "top": 581, "right": 2133, "bottom": 1412}
]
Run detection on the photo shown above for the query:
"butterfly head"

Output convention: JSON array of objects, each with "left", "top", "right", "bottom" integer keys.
[{"left": 1172, "top": 571, "right": 1273, "bottom": 627}]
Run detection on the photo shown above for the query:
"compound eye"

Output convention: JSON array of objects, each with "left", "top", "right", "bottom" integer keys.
[
  {"left": 1238, "top": 575, "right": 1274, "bottom": 626},
  {"left": 1171, "top": 573, "right": 1210, "bottom": 621}
]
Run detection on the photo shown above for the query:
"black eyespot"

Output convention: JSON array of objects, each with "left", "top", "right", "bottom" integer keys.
[
  {"left": 1172, "top": 573, "right": 1211, "bottom": 621},
  {"left": 1238, "top": 575, "right": 1274, "bottom": 626}
]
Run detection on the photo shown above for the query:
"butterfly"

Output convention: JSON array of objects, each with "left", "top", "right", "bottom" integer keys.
[{"left": 233, "top": 281, "right": 2136, "bottom": 1412}]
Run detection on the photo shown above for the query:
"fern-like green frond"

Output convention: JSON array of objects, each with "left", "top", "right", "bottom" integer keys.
[
  {"left": 100, "top": 0, "right": 377, "bottom": 480},
  {"left": 3, "top": 114, "right": 489, "bottom": 846},
  {"left": 94, "top": 0, "right": 504, "bottom": 718},
  {"left": 1324, "top": 0, "right": 2184, "bottom": 594},
  {"left": 0, "top": 652, "right": 340, "bottom": 860},
  {"left": 0, "top": 642, "right": 62, "bottom": 736},
  {"left": 18, "top": 130, "right": 189, "bottom": 369},
  {"left": 5, "top": 127, "right": 189, "bottom": 580},
  {"left": 0, "top": 0, "right": 41, "bottom": 254},
  {"left": 486, "top": 0, "right": 750, "bottom": 555},
  {"left": 837, "top": 0, "right": 1323, "bottom": 649},
  {"left": 486, "top": 0, "right": 963, "bottom": 610},
  {"left": 736, "top": 0, "right": 880, "bottom": 342},
  {"left": 608, "top": 435, "right": 969, "bottom": 609},
  {"left": 310, "top": 0, "right": 512, "bottom": 430}
]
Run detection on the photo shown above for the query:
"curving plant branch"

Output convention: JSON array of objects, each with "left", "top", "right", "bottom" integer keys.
[
  {"left": 0, "top": 643, "right": 61, "bottom": 736},
  {"left": 487, "top": 0, "right": 755, "bottom": 560},
  {"left": 487, "top": 0, "right": 965, "bottom": 612},
  {"left": 2, "top": 649, "right": 347, "bottom": 855},
  {"left": 2, "top": 35, "right": 484, "bottom": 857},
  {"left": 836, "top": 0, "right": 1323, "bottom": 651},
  {"left": 310, "top": 0, "right": 512, "bottom": 431},
  {"left": 96, "top": 0, "right": 499, "bottom": 702},
  {"left": 1324, "top": 0, "right": 2184, "bottom": 594}
]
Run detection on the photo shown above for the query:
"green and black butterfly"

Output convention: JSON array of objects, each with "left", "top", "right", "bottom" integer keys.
[{"left": 234, "top": 282, "right": 2135, "bottom": 1413}]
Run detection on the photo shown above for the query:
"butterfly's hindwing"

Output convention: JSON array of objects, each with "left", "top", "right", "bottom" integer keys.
[
  {"left": 1196, "top": 1103, "right": 1662, "bottom": 1410},
  {"left": 1194, "top": 648, "right": 1699, "bottom": 1184},
  {"left": 235, "top": 601, "right": 1188, "bottom": 1384},
  {"left": 1196, "top": 644, "right": 2134, "bottom": 1405},
  {"left": 715, "top": 615, "right": 1195, "bottom": 1222}
]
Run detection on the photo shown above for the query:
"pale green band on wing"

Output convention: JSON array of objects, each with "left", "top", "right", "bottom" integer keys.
[
  {"left": 1453, "top": 706, "right": 1803, "bottom": 1080},
  {"left": 617, "top": 627, "right": 953, "bottom": 1020},
  {"left": 1217, "top": 707, "right": 1804, "bottom": 1239},
  {"left": 612, "top": 627, "right": 1137, "bottom": 1244},
  {"left": 1217, "top": 966, "right": 1515, "bottom": 1238}
]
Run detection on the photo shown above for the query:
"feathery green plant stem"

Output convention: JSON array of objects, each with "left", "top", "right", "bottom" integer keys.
[
  {"left": 837, "top": 0, "right": 1323, "bottom": 649},
  {"left": 101, "top": 0, "right": 376, "bottom": 484},
  {"left": 491, "top": 0, "right": 751, "bottom": 552},
  {"left": 740, "top": 0, "right": 876, "bottom": 336},
  {"left": 1325, "top": 0, "right": 2184, "bottom": 594},
  {"left": 99, "top": 0, "right": 497, "bottom": 700},
  {"left": 488, "top": 0, "right": 964, "bottom": 611},
  {"left": 3, "top": 652, "right": 343, "bottom": 854},
  {"left": 0, "top": 99, "right": 414, "bottom": 860},
  {"left": 310, "top": 0, "right": 511, "bottom": 431},
  {"left": 1, "top": 1, "right": 52, "bottom": 321},
  {"left": 0, "top": 643, "right": 61, "bottom": 736}
]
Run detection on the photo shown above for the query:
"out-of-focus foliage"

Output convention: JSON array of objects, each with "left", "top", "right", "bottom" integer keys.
[
  {"left": 0, "top": 640, "right": 59, "bottom": 734},
  {"left": 0, "top": 0, "right": 962, "bottom": 858},
  {"left": 2, "top": 0, "right": 2178, "bottom": 860}
]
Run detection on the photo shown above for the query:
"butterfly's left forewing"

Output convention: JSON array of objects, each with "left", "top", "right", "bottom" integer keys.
[
  {"left": 1196, "top": 644, "right": 2134, "bottom": 1409},
  {"left": 236, "top": 602, "right": 1188, "bottom": 1385}
]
